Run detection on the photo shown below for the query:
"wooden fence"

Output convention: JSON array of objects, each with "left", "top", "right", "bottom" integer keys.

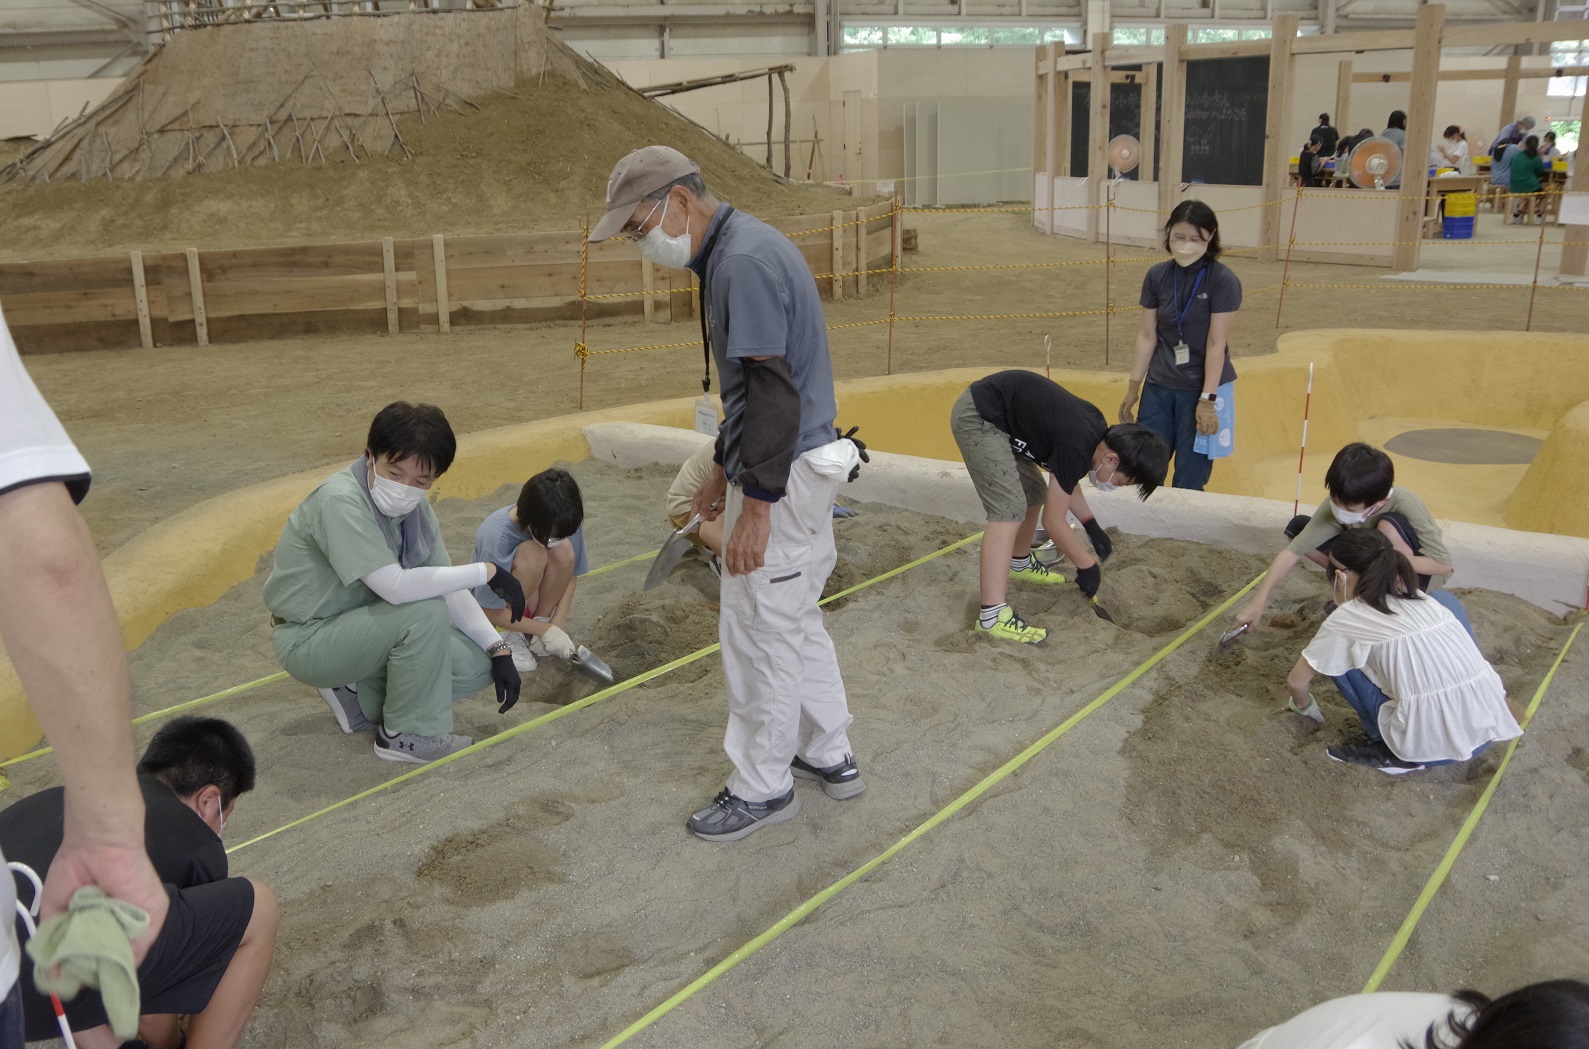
[{"left": 1, "top": 202, "right": 897, "bottom": 354}]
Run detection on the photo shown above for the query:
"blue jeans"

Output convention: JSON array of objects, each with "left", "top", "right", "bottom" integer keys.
[
  {"left": 1332, "top": 590, "right": 1484, "bottom": 765},
  {"left": 1137, "top": 383, "right": 1214, "bottom": 491},
  {"left": 0, "top": 979, "right": 22, "bottom": 1049}
]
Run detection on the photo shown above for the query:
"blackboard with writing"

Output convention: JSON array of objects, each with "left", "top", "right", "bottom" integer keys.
[
  {"left": 1182, "top": 56, "right": 1269, "bottom": 186},
  {"left": 1107, "top": 70, "right": 1159, "bottom": 180}
]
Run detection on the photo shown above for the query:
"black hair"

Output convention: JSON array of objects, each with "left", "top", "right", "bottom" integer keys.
[
  {"left": 1330, "top": 528, "right": 1421, "bottom": 614},
  {"left": 1521, "top": 134, "right": 1540, "bottom": 158},
  {"left": 1104, "top": 424, "right": 1169, "bottom": 501},
  {"left": 1162, "top": 199, "right": 1222, "bottom": 262},
  {"left": 643, "top": 171, "right": 712, "bottom": 204},
  {"left": 1387, "top": 110, "right": 1407, "bottom": 130},
  {"left": 366, "top": 401, "right": 456, "bottom": 477},
  {"left": 1401, "top": 980, "right": 1589, "bottom": 1049},
  {"left": 1543, "top": 130, "right": 1556, "bottom": 142},
  {"left": 137, "top": 716, "right": 256, "bottom": 807},
  {"left": 1323, "top": 441, "right": 1394, "bottom": 507},
  {"left": 1319, "top": 112, "right": 1330, "bottom": 124},
  {"left": 515, "top": 467, "right": 584, "bottom": 546},
  {"left": 1443, "top": 125, "right": 1462, "bottom": 139}
]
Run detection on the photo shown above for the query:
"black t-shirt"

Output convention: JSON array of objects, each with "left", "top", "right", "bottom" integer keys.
[
  {"left": 1139, "top": 258, "right": 1242, "bottom": 392},
  {"left": 0, "top": 775, "right": 227, "bottom": 897},
  {"left": 1313, "top": 124, "right": 1339, "bottom": 155},
  {"left": 969, "top": 371, "right": 1106, "bottom": 493}
]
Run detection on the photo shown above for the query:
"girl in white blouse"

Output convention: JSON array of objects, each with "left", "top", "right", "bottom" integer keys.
[{"left": 1284, "top": 529, "right": 1522, "bottom": 775}]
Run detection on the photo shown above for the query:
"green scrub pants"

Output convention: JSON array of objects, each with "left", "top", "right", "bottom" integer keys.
[{"left": 273, "top": 597, "right": 493, "bottom": 736}]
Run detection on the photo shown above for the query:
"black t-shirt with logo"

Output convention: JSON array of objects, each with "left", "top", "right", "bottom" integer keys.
[
  {"left": 1139, "top": 258, "right": 1242, "bottom": 391},
  {"left": 969, "top": 370, "right": 1107, "bottom": 494}
]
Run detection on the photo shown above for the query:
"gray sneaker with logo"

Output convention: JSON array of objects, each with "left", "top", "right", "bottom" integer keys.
[
  {"left": 791, "top": 754, "right": 866, "bottom": 800},
  {"left": 319, "top": 685, "right": 373, "bottom": 734},
  {"left": 687, "top": 787, "right": 801, "bottom": 842},
  {"left": 374, "top": 728, "right": 472, "bottom": 764}
]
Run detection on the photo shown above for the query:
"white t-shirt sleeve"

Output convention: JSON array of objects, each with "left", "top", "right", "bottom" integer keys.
[
  {"left": 1301, "top": 609, "right": 1374, "bottom": 678},
  {"left": 1238, "top": 992, "right": 1471, "bottom": 1049},
  {"left": 0, "top": 305, "right": 91, "bottom": 501}
]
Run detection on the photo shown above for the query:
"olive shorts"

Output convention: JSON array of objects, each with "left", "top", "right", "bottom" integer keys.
[{"left": 950, "top": 387, "right": 1048, "bottom": 522}]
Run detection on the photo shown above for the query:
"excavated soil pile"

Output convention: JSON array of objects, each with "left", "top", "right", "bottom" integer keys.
[{"left": 0, "top": 7, "right": 850, "bottom": 261}]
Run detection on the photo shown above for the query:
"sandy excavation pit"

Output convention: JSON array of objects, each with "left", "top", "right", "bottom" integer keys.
[{"left": 6, "top": 458, "right": 1586, "bottom": 1048}]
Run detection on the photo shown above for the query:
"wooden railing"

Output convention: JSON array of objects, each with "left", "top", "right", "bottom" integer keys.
[{"left": 1, "top": 203, "right": 897, "bottom": 353}]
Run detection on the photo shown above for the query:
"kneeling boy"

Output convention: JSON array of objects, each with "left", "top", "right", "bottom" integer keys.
[{"left": 1236, "top": 441, "right": 1453, "bottom": 635}]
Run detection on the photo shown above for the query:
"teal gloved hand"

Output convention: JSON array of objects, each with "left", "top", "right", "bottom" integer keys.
[{"left": 26, "top": 886, "right": 150, "bottom": 1040}]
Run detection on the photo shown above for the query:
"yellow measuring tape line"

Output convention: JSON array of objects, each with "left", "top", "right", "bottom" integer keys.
[
  {"left": 225, "top": 531, "right": 985, "bottom": 856},
  {"left": 599, "top": 570, "right": 1266, "bottom": 1048},
  {"left": 1360, "top": 618, "right": 1582, "bottom": 994},
  {"left": 1, "top": 549, "right": 664, "bottom": 779}
]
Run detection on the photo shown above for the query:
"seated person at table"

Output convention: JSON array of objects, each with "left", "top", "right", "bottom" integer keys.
[
  {"left": 0, "top": 717, "right": 277, "bottom": 1049},
  {"left": 263, "top": 401, "right": 528, "bottom": 764},
  {"left": 472, "top": 467, "right": 590, "bottom": 673},
  {"left": 1508, "top": 134, "right": 1549, "bottom": 222},
  {"left": 1282, "top": 529, "right": 1522, "bottom": 775},
  {"left": 1298, "top": 138, "right": 1325, "bottom": 187},
  {"left": 1234, "top": 442, "right": 1452, "bottom": 635}
]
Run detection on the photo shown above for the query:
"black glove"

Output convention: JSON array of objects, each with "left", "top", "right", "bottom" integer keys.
[
  {"left": 485, "top": 566, "right": 526, "bottom": 622},
  {"left": 838, "top": 425, "right": 869, "bottom": 483},
  {"left": 1076, "top": 563, "right": 1101, "bottom": 598},
  {"left": 1082, "top": 519, "right": 1113, "bottom": 562},
  {"left": 492, "top": 653, "right": 522, "bottom": 713}
]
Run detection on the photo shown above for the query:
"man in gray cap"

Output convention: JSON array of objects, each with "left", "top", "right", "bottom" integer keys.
[{"left": 593, "top": 145, "right": 867, "bottom": 842}]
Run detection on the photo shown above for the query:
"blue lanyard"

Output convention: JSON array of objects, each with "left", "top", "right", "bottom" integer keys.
[{"left": 1172, "top": 264, "right": 1208, "bottom": 344}]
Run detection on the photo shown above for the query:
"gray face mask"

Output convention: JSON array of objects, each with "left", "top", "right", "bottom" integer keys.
[{"left": 1088, "top": 463, "right": 1120, "bottom": 492}]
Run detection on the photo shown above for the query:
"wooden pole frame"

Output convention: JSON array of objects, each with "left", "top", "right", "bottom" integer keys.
[
  {"left": 185, "top": 247, "right": 208, "bottom": 347},
  {"left": 1259, "top": 14, "right": 1300, "bottom": 265},
  {"left": 1390, "top": 3, "right": 1446, "bottom": 274},
  {"left": 431, "top": 233, "right": 450, "bottom": 334},
  {"left": 1157, "top": 24, "right": 1188, "bottom": 225},
  {"left": 381, "top": 236, "right": 398, "bottom": 335},
  {"left": 129, "top": 250, "right": 152, "bottom": 350},
  {"left": 1088, "top": 32, "right": 1110, "bottom": 243}
]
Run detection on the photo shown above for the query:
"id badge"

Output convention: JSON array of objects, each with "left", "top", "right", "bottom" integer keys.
[
  {"left": 1173, "top": 341, "right": 1191, "bottom": 367},
  {"left": 693, "top": 395, "right": 719, "bottom": 436}
]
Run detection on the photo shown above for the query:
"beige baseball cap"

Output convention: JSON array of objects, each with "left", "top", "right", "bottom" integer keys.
[{"left": 591, "top": 145, "right": 700, "bottom": 242}]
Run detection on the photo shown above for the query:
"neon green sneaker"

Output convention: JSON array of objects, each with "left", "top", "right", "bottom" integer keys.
[
  {"left": 978, "top": 606, "right": 1048, "bottom": 645},
  {"left": 1010, "top": 559, "right": 1067, "bottom": 585}
]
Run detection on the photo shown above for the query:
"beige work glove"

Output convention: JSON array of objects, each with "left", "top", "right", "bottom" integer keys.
[
  {"left": 538, "top": 624, "right": 577, "bottom": 660},
  {"left": 1118, "top": 380, "right": 1143, "bottom": 425},
  {"left": 1195, "top": 397, "right": 1219, "bottom": 435}
]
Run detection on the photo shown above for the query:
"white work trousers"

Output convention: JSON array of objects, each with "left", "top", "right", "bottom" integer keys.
[{"left": 719, "top": 453, "right": 854, "bottom": 802}]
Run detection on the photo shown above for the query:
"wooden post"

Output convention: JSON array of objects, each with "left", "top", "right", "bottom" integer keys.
[
  {"left": 1259, "top": 14, "right": 1300, "bottom": 264},
  {"left": 1560, "top": 158, "right": 1588, "bottom": 277},
  {"left": 184, "top": 248, "right": 208, "bottom": 347},
  {"left": 1499, "top": 54, "right": 1521, "bottom": 135},
  {"left": 779, "top": 69, "right": 792, "bottom": 179},
  {"left": 129, "top": 250, "right": 152, "bottom": 350},
  {"left": 1088, "top": 33, "right": 1110, "bottom": 243},
  {"left": 766, "top": 75, "right": 775, "bottom": 171},
  {"left": 431, "top": 233, "right": 450, "bottom": 334},
  {"left": 1043, "top": 42, "right": 1059, "bottom": 233},
  {"left": 831, "top": 210, "right": 845, "bottom": 301},
  {"left": 1391, "top": 4, "right": 1446, "bottom": 273},
  {"left": 892, "top": 193, "right": 903, "bottom": 265},
  {"left": 1140, "top": 63, "right": 1157, "bottom": 183},
  {"left": 1335, "top": 60, "right": 1353, "bottom": 137},
  {"left": 1055, "top": 71, "right": 1072, "bottom": 178},
  {"left": 381, "top": 237, "right": 398, "bottom": 334},
  {"left": 641, "top": 257, "right": 656, "bottom": 323},
  {"left": 1158, "top": 24, "right": 1188, "bottom": 223},
  {"left": 855, "top": 210, "right": 868, "bottom": 295}
]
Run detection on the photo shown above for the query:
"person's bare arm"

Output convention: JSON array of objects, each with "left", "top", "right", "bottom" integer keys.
[
  {"left": 1234, "top": 548, "right": 1303, "bottom": 629},
  {"left": 0, "top": 481, "right": 168, "bottom": 960},
  {"left": 1377, "top": 520, "right": 1453, "bottom": 580},
  {"left": 1286, "top": 654, "right": 1315, "bottom": 706},
  {"left": 1203, "top": 312, "right": 1236, "bottom": 398},
  {"left": 1041, "top": 480, "right": 1096, "bottom": 570}
]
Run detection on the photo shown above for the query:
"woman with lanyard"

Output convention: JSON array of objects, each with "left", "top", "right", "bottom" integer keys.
[{"left": 1119, "top": 200, "right": 1241, "bottom": 491}]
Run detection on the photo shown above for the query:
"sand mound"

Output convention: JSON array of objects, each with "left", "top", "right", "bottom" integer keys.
[{"left": 0, "top": 8, "right": 851, "bottom": 260}]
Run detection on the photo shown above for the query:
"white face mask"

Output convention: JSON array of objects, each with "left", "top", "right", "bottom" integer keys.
[
  {"left": 1171, "top": 241, "right": 1208, "bottom": 267},
  {"left": 369, "top": 468, "right": 427, "bottom": 518},
  {"left": 1088, "top": 463, "right": 1120, "bottom": 492},
  {"left": 1329, "top": 496, "right": 1384, "bottom": 526},
  {"left": 638, "top": 198, "right": 693, "bottom": 269}
]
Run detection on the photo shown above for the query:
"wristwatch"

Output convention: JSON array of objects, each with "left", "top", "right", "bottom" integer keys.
[{"left": 1199, "top": 392, "right": 1217, "bottom": 403}]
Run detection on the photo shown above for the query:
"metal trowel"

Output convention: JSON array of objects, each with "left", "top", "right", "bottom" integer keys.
[
  {"left": 568, "top": 645, "right": 616, "bottom": 685},
  {"left": 1090, "top": 597, "right": 1116, "bottom": 623},
  {"left": 643, "top": 514, "right": 702, "bottom": 592},
  {"left": 1218, "top": 622, "right": 1250, "bottom": 649}
]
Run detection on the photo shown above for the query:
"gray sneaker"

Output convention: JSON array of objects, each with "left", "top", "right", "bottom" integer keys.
[
  {"left": 374, "top": 728, "right": 472, "bottom": 764},
  {"left": 791, "top": 754, "right": 866, "bottom": 800},
  {"left": 319, "top": 685, "right": 373, "bottom": 734},
  {"left": 1327, "top": 740, "right": 1425, "bottom": 775},
  {"left": 687, "top": 787, "right": 800, "bottom": 842}
]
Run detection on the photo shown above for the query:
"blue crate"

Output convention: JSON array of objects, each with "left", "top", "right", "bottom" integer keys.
[{"left": 1442, "top": 216, "right": 1475, "bottom": 239}]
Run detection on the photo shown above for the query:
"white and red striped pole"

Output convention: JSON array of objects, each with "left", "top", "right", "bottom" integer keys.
[{"left": 1293, "top": 362, "right": 1314, "bottom": 518}]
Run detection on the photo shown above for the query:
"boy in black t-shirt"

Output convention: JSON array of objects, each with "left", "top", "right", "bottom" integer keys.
[
  {"left": 949, "top": 371, "right": 1169, "bottom": 644},
  {"left": 0, "top": 717, "right": 277, "bottom": 1049}
]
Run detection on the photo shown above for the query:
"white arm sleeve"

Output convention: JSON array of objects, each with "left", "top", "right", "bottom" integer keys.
[
  {"left": 362, "top": 562, "right": 488, "bottom": 605},
  {"left": 445, "top": 589, "right": 503, "bottom": 651}
]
